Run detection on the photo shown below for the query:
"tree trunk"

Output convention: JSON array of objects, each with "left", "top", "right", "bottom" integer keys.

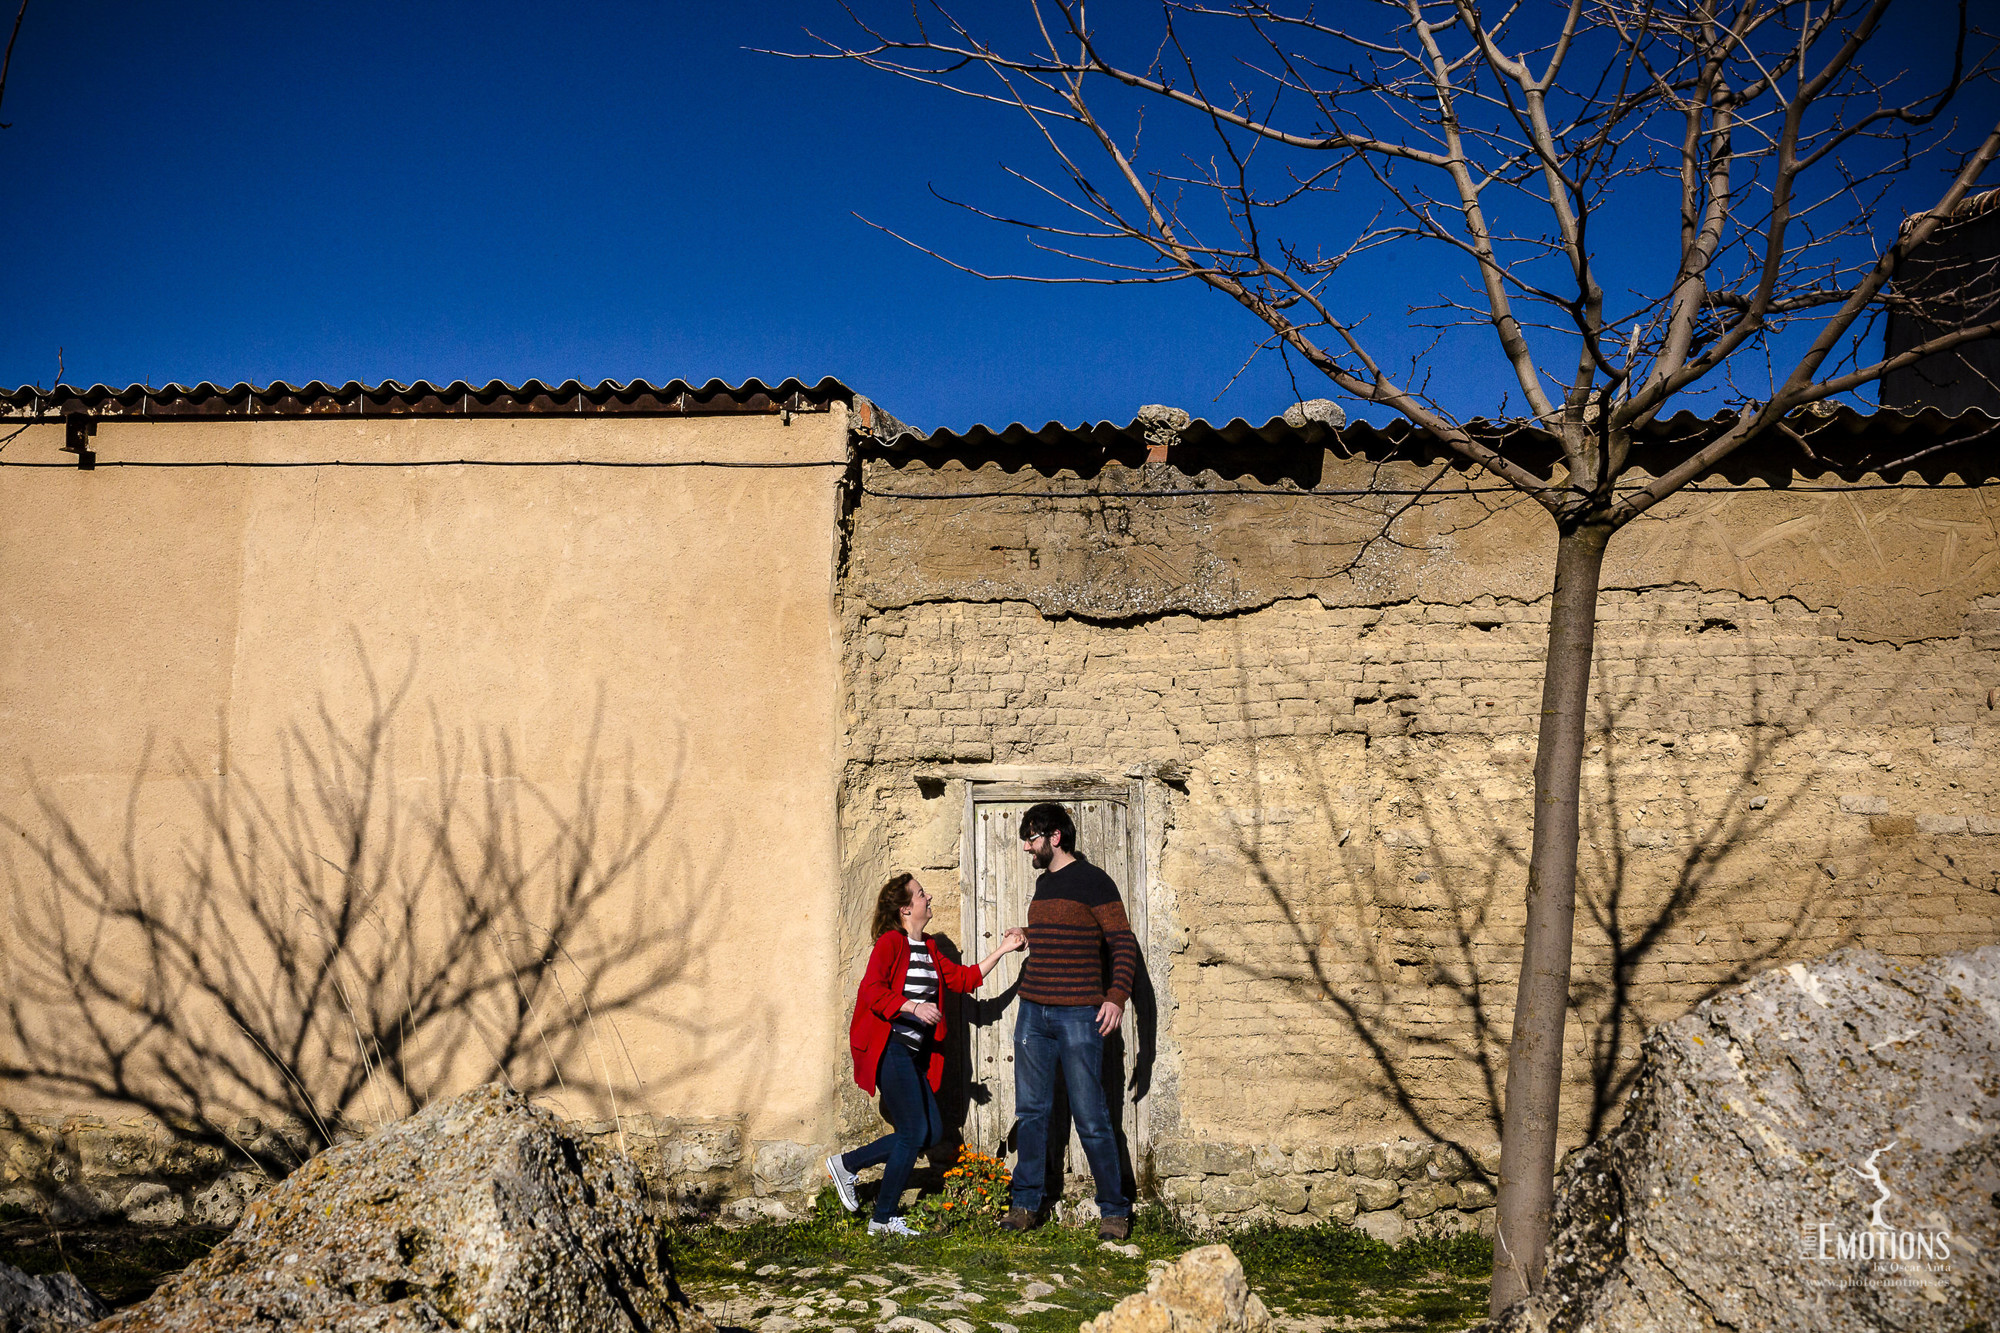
[{"left": 1490, "top": 518, "right": 1615, "bottom": 1315}]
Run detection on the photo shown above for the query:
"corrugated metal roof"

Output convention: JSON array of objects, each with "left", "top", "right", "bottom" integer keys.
[
  {"left": 862, "top": 404, "right": 2000, "bottom": 484},
  {"left": 1, "top": 376, "right": 855, "bottom": 420},
  {"left": 8, "top": 380, "right": 1990, "bottom": 483}
]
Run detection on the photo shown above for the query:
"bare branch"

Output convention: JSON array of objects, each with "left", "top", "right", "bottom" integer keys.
[{"left": 0, "top": 0, "right": 27, "bottom": 129}]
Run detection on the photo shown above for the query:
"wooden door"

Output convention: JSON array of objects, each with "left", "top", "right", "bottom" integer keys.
[{"left": 961, "top": 784, "right": 1142, "bottom": 1198}]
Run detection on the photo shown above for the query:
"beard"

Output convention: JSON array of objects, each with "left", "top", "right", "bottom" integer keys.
[{"left": 1031, "top": 845, "right": 1054, "bottom": 870}]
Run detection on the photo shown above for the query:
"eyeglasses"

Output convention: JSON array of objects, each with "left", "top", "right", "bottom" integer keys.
[{"left": 1023, "top": 833, "right": 1051, "bottom": 846}]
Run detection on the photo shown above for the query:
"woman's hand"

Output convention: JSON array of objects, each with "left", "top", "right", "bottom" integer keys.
[
  {"left": 974, "top": 928, "right": 1029, "bottom": 980},
  {"left": 905, "top": 1001, "right": 943, "bottom": 1026}
]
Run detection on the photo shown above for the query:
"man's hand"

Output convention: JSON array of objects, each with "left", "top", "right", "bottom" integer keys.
[
  {"left": 1096, "top": 999, "right": 1123, "bottom": 1036},
  {"left": 1001, "top": 927, "right": 1027, "bottom": 953}
]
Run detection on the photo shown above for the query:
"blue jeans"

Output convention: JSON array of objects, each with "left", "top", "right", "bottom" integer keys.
[
  {"left": 1010, "top": 998, "right": 1129, "bottom": 1217},
  {"left": 841, "top": 1042, "right": 942, "bottom": 1223}
]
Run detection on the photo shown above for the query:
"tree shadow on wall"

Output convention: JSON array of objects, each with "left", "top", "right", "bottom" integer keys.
[
  {"left": 0, "top": 658, "right": 734, "bottom": 1193},
  {"left": 1204, "top": 612, "right": 1876, "bottom": 1179}
]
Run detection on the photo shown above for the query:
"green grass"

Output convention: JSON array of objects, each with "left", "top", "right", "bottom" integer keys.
[
  {"left": 672, "top": 1197, "right": 1178, "bottom": 1333},
  {"left": 670, "top": 1188, "right": 1494, "bottom": 1333},
  {"left": 1, "top": 1188, "right": 1495, "bottom": 1331},
  {"left": 1228, "top": 1218, "right": 1493, "bottom": 1329},
  {"left": 671, "top": 1187, "right": 1187, "bottom": 1272}
]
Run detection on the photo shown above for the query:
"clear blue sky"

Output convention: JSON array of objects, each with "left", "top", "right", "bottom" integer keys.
[{"left": 2, "top": 1, "right": 1990, "bottom": 431}]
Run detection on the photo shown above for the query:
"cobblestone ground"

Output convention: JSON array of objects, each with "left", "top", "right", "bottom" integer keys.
[
  {"left": 680, "top": 1234, "right": 1489, "bottom": 1333},
  {"left": 692, "top": 1249, "right": 1150, "bottom": 1333},
  {"left": 0, "top": 1208, "right": 1489, "bottom": 1330}
]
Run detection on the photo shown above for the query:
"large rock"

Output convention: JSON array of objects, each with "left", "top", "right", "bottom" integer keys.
[
  {"left": 1480, "top": 947, "right": 1998, "bottom": 1332},
  {"left": 96, "top": 1085, "right": 716, "bottom": 1333},
  {"left": 1080, "top": 1245, "right": 1269, "bottom": 1333},
  {"left": 0, "top": 1260, "right": 108, "bottom": 1333}
]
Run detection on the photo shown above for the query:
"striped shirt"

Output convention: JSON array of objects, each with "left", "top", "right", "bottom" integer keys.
[
  {"left": 889, "top": 939, "right": 939, "bottom": 1050},
  {"left": 1019, "top": 858, "right": 1139, "bottom": 1009}
]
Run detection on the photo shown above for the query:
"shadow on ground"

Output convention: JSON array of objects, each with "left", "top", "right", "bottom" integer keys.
[
  {"left": 1, "top": 1208, "right": 225, "bottom": 1309},
  {"left": 1, "top": 1196, "right": 1493, "bottom": 1332}
]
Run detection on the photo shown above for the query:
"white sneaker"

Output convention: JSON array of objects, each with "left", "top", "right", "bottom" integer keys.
[
  {"left": 825, "top": 1154, "right": 860, "bottom": 1213},
  {"left": 867, "top": 1216, "right": 922, "bottom": 1238}
]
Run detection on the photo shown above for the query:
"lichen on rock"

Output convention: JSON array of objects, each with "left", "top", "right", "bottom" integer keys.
[
  {"left": 0, "top": 1259, "right": 108, "bottom": 1333},
  {"left": 1080, "top": 1244, "right": 1270, "bottom": 1333},
  {"left": 1478, "top": 945, "right": 1999, "bottom": 1333},
  {"left": 96, "top": 1084, "right": 715, "bottom": 1333}
]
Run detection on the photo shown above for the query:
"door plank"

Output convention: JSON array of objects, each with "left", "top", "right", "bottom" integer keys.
[{"left": 967, "top": 791, "right": 1142, "bottom": 1207}]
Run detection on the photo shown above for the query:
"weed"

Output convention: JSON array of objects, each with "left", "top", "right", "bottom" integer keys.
[
  {"left": 1230, "top": 1215, "right": 1492, "bottom": 1283},
  {"left": 1226, "top": 1217, "right": 1493, "bottom": 1329},
  {"left": 908, "top": 1146, "right": 1012, "bottom": 1231}
]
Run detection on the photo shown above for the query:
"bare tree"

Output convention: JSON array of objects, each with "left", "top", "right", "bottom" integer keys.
[
  {"left": 796, "top": 0, "right": 1999, "bottom": 1309},
  {"left": 0, "top": 663, "right": 716, "bottom": 1184},
  {"left": 0, "top": 0, "right": 28, "bottom": 130}
]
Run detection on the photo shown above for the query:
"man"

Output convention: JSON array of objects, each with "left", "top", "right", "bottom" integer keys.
[{"left": 1003, "top": 802, "right": 1139, "bottom": 1240}]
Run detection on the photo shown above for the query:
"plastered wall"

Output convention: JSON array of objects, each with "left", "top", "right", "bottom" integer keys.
[
  {"left": 0, "top": 408, "right": 850, "bottom": 1154},
  {"left": 839, "top": 451, "right": 2000, "bottom": 1162},
  {"left": 5, "top": 412, "right": 1994, "bottom": 1223}
]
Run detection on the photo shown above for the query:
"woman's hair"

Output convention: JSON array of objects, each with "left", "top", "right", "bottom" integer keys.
[{"left": 871, "top": 872, "right": 918, "bottom": 940}]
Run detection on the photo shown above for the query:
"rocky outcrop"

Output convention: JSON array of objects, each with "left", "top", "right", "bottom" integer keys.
[
  {"left": 0, "top": 1260, "right": 107, "bottom": 1333},
  {"left": 1081, "top": 1245, "right": 1270, "bottom": 1333},
  {"left": 1480, "top": 946, "right": 1999, "bottom": 1332},
  {"left": 96, "top": 1085, "right": 716, "bottom": 1333}
]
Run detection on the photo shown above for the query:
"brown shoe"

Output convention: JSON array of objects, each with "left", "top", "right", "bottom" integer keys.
[
  {"left": 1097, "top": 1214, "right": 1132, "bottom": 1241},
  {"left": 1000, "top": 1207, "right": 1039, "bottom": 1232}
]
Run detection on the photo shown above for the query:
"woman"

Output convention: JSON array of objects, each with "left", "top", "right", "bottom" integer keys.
[{"left": 827, "top": 872, "right": 1026, "bottom": 1236}]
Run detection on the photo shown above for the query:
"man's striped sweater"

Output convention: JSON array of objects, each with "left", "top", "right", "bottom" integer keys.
[{"left": 1019, "top": 858, "right": 1139, "bottom": 1008}]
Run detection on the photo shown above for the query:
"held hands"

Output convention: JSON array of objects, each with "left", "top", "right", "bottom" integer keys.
[{"left": 976, "top": 928, "right": 1029, "bottom": 979}]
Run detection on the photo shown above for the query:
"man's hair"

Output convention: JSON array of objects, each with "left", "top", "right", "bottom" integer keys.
[
  {"left": 871, "top": 872, "right": 918, "bottom": 940},
  {"left": 1018, "top": 803, "right": 1078, "bottom": 856}
]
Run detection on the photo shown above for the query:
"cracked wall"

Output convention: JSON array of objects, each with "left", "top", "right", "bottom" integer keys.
[
  {"left": 840, "top": 451, "right": 2000, "bottom": 1169},
  {"left": 851, "top": 455, "right": 1999, "bottom": 638}
]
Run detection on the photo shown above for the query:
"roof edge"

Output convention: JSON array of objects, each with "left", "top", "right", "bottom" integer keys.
[
  {"left": 859, "top": 403, "right": 2000, "bottom": 486},
  {"left": 1, "top": 377, "right": 856, "bottom": 420}
]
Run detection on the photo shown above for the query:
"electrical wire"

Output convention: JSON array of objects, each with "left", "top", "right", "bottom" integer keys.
[
  {"left": 0, "top": 457, "right": 851, "bottom": 469},
  {"left": 0, "top": 452, "right": 1980, "bottom": 493}
]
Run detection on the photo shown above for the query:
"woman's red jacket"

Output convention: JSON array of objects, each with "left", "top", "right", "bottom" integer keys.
[{"left": 848, "top": 930, "right": 986, "bottom": 1095}]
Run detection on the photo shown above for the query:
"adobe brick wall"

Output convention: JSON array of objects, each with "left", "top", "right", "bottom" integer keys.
[{"left": 836, "top": 450, "right": 2000, "bottom": 1184}]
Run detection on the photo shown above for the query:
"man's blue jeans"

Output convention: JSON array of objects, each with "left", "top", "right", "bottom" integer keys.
[{"left": 1009, "top": 998, "right": 1129, "bottom": 1218}]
